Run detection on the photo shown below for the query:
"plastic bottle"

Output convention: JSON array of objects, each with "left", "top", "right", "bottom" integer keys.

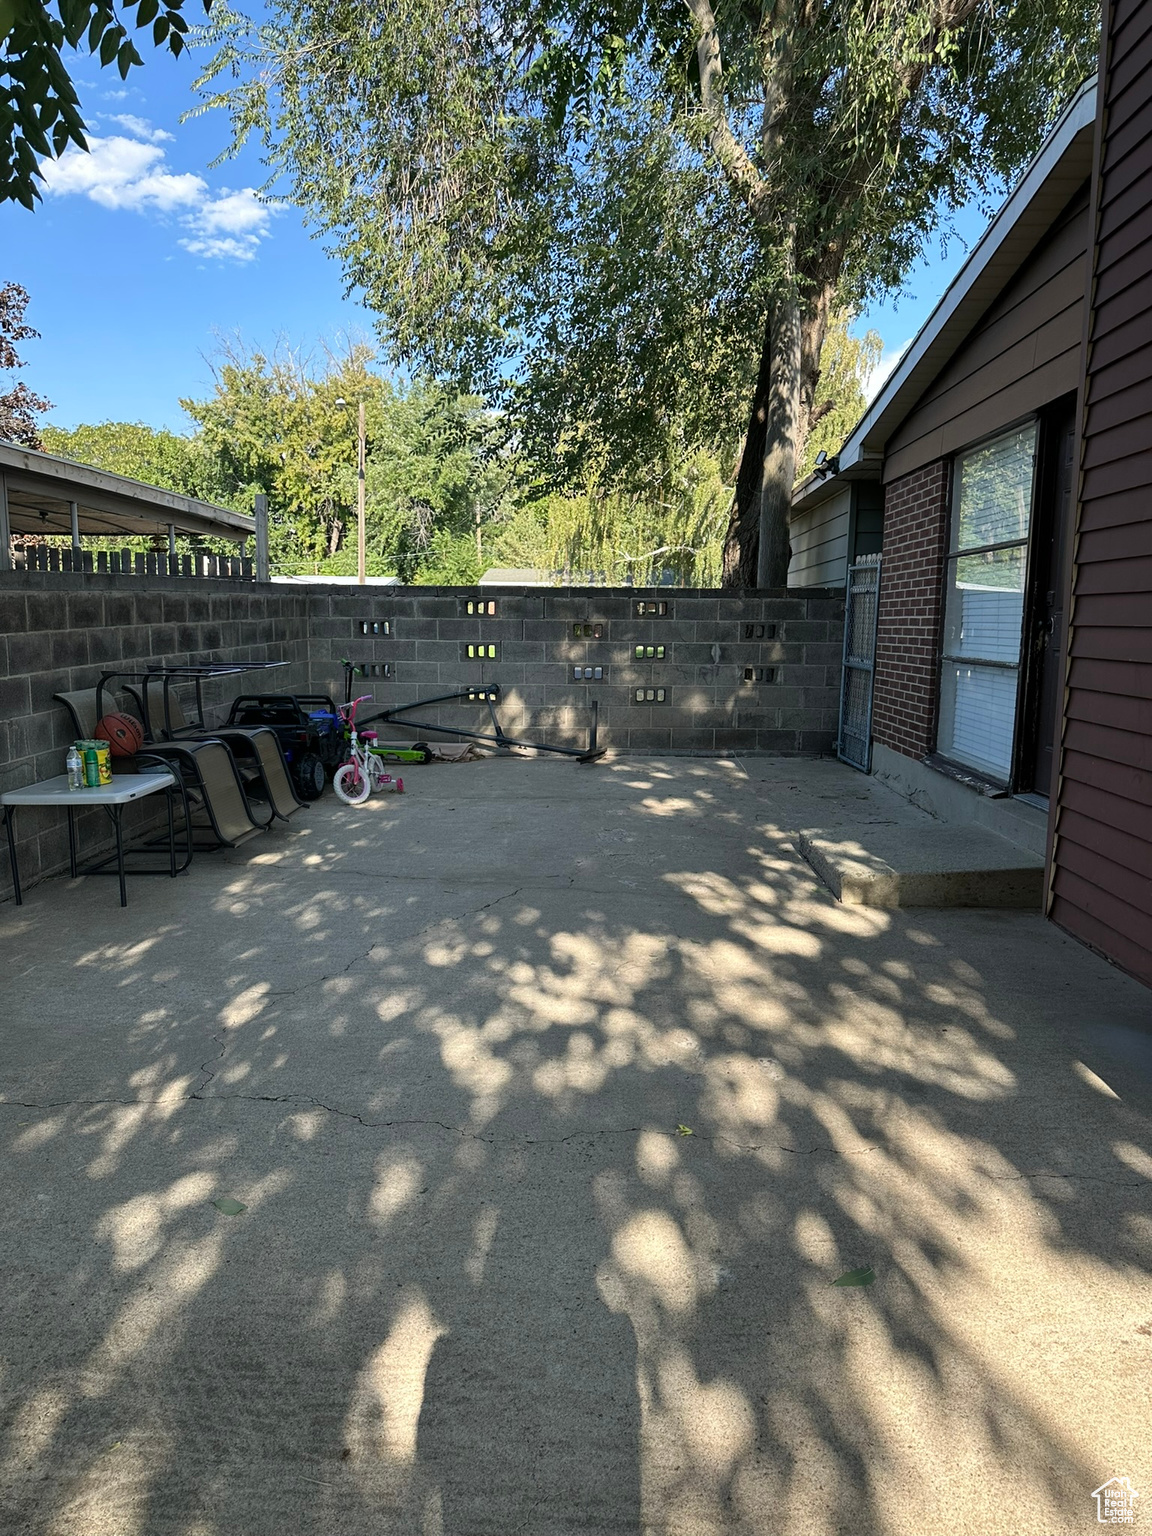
[{"left": 66, "top": 744, "right": 84, "bottom": 790}]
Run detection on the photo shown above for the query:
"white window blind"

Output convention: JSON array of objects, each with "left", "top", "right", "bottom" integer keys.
[{"left": 937, "top": 425, "right": 1037, "bottom": 781}]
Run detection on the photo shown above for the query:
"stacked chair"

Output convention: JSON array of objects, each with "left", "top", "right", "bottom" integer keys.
[{"left": 56, "top": 670, "right": 305, "bottom": 855}]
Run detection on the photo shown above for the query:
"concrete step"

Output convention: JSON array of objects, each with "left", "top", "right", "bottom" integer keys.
[{"left": 796, "top": 822, "right": 1046, "bottom": 908}]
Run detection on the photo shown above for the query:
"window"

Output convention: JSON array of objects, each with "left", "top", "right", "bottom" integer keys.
[{"left": 937, "top": 424, "right": 1037, "bottom": 782}]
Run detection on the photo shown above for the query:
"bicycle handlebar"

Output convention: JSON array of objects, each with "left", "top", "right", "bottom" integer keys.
[{"left": 340, "top": 694, "right": 375, "bottom": 724}]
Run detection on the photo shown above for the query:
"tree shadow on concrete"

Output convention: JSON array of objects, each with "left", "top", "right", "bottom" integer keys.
[{"left": 0, "top": 755, "right": 1149, "bottom": 1536}]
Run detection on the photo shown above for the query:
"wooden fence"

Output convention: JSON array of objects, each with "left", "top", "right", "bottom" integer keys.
[{"left": 11, "top": 545, "right": 253, "bottom": 580}]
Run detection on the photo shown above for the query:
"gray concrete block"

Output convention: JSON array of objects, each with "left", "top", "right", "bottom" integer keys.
[
  {"left": 0, "top": 591, "right": 27, "bottom": 634},
  {"left": 0, "top": 675, "right": 32, "bottom": 720},
  {"left": 626, "top": 726, "right": 673, "bottom": 750},
  {"left": 25, "top": 592, "right": 69, "bottom": 632},
  {"left": 760, "top": 598, "right": 808, "bottom": 619},
  {"left": 803, "top": 642, "right": 843, "bottom": 666}
]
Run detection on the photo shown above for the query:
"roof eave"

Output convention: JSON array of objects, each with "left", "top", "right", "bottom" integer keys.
[{"left": 0, "top": 440, "right": 256, "bottom": 539}]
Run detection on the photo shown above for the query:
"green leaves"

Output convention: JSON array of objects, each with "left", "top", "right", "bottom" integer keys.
[
  {"left": 184, "top": 0, "right": 1097, "bottom": 517},
  {"left": 178, "top": 342, "right": 514, "bottom": 579},
  {"left": 832, "top": 1266, "right": 875, "bottom": 1287},
  {"left": 213, "top": 1196, "right": 247, "bottom": 1216},
  {"left": 1, "top": 0, "right": 213, "bottom": 205}
]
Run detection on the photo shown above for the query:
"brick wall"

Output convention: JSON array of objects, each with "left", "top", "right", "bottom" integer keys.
[{"left": 872, "top": 461, "right": 951, "bottom": 759}]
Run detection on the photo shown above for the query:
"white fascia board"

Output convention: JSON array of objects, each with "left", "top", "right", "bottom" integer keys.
[{"left": 830, "top": 74, "right": 1098, "bottom": 481}]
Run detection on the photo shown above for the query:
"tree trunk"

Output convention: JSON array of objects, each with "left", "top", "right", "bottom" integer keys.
[
  {"left": 721, "top": 282, "right": 834, "bottom": 590},
  {"left": 721, "top": 316, "right": 772, "bottom": 588},
  {"left": 757, "top": 289, "right": 800, "bottom": 588}
]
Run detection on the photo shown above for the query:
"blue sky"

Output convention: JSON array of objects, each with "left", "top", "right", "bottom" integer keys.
[{"left": 1, "top": 37, "right": 993, "bottom": 434}]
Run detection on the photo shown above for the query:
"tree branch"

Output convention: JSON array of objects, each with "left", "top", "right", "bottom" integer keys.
[{"left": 684, "top": 0, "right": 768, "bottom": 217}]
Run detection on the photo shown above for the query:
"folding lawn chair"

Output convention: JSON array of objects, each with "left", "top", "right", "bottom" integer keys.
[{"left": 133, "top": 676, "right": 304, "bottom": 826}]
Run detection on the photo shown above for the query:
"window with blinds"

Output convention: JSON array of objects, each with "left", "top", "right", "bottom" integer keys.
[{"left": 937, "top": 424, "right": 1037, "bottom": 782}]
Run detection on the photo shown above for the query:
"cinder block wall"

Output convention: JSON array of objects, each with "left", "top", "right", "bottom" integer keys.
[
  {"left": 0, "top": 573, "right": 310, "bottom": 886},
  {"left": 0, "top": 574, "right": 842, "bottom": 892},
  {"left": 307, "top": 586, "right": 844, "bottom": 754}
]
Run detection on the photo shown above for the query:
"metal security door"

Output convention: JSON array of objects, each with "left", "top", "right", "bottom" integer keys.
[{"left": 837, "top": 553, "right": 881, "bottom": 771}]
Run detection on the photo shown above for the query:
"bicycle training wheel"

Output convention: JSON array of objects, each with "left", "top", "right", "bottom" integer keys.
[{"left": 333, "top": 761, "right": 371, "bottom": 805}]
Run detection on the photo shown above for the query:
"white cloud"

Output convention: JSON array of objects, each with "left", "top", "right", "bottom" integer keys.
[
  {"left": 191, "top": 187, "right": 271, "bottom": 237},
  {"left": 179, "top": 234, "right": 263, "bottom": 261},
  {"left": 180, "top": 189, "right": 276, "bottom": 262},
  {"left": 107, "top": 114, "right": 174, "bottom": 144},
  {"left": 864, "top": 339, "right": 912, "bottom": 403},
  {"left": 42, "top": 135, "right": 206, "bottom": 211},
  {"left": 41, "top": 131, "right": 276, "bottom": 262}
]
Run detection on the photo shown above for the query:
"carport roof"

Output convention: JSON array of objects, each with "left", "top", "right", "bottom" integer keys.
[{"left": 0, "top": 439, "right": 255, "bottom": 542}]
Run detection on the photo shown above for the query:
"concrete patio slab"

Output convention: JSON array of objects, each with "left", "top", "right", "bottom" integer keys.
[
  {"left": 796, "top": 823, "right": 1046, "bottom": 908},
  {"left": 0, "top": 754, "right": 1149, "bottom": 1536}
]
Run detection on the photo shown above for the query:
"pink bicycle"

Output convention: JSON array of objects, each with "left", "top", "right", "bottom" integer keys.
[{"left": 332, "top": 695, "right": 405, "bottom": 805}]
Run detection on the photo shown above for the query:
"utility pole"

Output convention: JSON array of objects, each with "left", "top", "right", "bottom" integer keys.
[
  {"left": 357, "top": 399, "right": 366, "bottom": 586},
  {"left": 475, "top": 504, "right": 482, "bottom": 571}
]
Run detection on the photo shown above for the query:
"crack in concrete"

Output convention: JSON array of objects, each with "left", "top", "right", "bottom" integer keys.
[
  {"left": 194, "top": 1028, "right": 228, "bottom": 1096},
  {"left": 5, "top": 1095, "right": 1143, "bottom": 1182}
]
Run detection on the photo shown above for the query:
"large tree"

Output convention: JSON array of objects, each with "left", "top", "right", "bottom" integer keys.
[
  {"left": 182, "top": 342, "right": 515, "bottom": 578},
  {"left": 41, "top": 418, "right": 235, "bottom": 500},
  {"left": 196, "top": 0, "right": 1096, "bottom": 586},
  {"left": 0, "top": 280, "right": 50, "bottom": 445}
]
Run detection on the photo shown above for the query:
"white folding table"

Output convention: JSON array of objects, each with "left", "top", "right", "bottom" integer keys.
[{"left": 1, "top": 771, "right": 189, "bottom": 907}]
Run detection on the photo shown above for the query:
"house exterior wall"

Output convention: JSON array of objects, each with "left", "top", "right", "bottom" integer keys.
[
  {"left": 882, "top": 186, "right": 1091, "bottom": 485},
  {"left": 1050, "top": 0, "right": 1152, "bottom": 989},
  {"left": 871, "top": 460, "right": 951, "bottom": 759},
  {"left": 788, "top": 485, "right": 852, "bottom": 588}
]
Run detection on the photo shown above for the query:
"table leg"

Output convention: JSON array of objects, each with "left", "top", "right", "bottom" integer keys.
[
  {"left": 114, "top": 806, "right": 127, "bottom": 907},
  {"left": 166, "top": 786, "right": 177, "bottom": 877},
  {"left": 3, "top": 806, "right": 21, "bottom": 907},
  {"left": 67, "top": 807, "right": 77, "bottom": 878}
]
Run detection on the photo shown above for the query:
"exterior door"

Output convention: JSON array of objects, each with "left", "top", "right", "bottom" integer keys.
[{"left": 1027, "top": 408, "right": 1076, "bottom": 798}]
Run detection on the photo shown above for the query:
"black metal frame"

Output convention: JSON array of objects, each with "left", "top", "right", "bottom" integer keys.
[
  {"left": 837, "top": 553, "right": 882, "bottom": 773},
  {"left": 98, "top": 661, "right": 289, "bottom": 742},
  {"left": 363, "top": 686, "right": 605, "bottom": 762},
  {"left": 98, "top": 665, "right": 303, "bottom": 825}
]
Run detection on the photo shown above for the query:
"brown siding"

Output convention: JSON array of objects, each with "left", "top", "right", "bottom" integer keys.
[
  {"left": 871, "top": 461, "right": 950, "bottom": 758},
  {"left": 883, "top": 187, "right": 1090, "bottom": 484},
  {"left": 1052, "top": 0, "right": 1152, "bottom": 989}
]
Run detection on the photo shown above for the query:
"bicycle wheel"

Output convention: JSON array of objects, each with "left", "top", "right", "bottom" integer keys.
[{"left": 333, "top": 761, "right": 371, "bottom": 805}]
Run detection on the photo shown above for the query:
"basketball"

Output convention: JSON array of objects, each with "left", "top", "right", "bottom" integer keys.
[{"left": 95, "top": 712, "right": 145, "bottom": 757}]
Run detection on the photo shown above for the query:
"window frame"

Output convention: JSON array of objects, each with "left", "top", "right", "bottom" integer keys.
[{"left": 934, "top": 416, "right": 1042, "bottom": 788}]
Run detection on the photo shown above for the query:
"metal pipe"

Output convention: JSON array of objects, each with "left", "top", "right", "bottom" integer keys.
[
  {"left": 70, "top": 500, "right": 81, "bottom": 550},
  {"left": 369, "top": 687, "right": 605, "bottom": 761},
  {"left": 167, "top": 524, "right": 177, "bottom": 559}
]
